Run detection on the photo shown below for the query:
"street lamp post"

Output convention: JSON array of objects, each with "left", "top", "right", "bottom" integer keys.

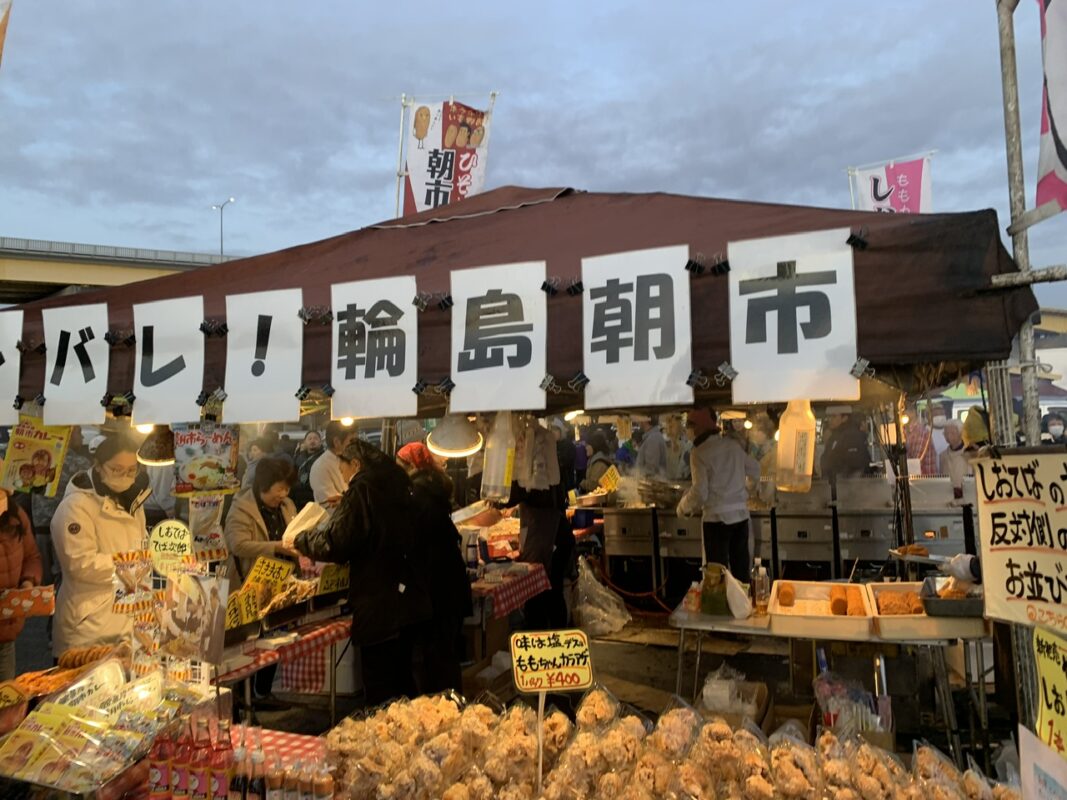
[{"left": 210, "top": 197, "right": 235, "bottom": 257}]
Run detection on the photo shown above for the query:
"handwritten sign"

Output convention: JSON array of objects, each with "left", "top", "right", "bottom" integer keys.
[
  {"left": 317, "top": 563, "right": 350, "bottom": 595},
  {"left": 224, "top": 592, "right": 243, "bottom": 630},
  {"left": 974, "top": 454, "right": 1067, "bottom": 634},
  {"left": 598, "top": 465, "right": 621, "bottom": 492},
  {"left": 510, "top": 629, "right": 593, "bottom": 693},
  {"left": 1036, "top": 627, "right": 1067, "bottom": 761},
  {"left": 245, "top": 557, "right": 294, "bottom": 591},
  {"left": 1022, "top": 724, "right": 1067, "bottom": 796},
  {"left": 225, "top": 587, "right": 259, "bottom": 630},
  {"left": 149, "top": 520, "right": 193, "bottom": 577}
]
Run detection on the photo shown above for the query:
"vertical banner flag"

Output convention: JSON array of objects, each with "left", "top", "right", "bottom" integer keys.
[
  {"left": 1038, "top": 0, "right": 1067, "bottom": 214},
  {"left": 42, "top": 304, "right": 110, "bottom": 426},
  {"left": 974, "top": 452, "right": 1067, "bottom": 636},
  {"left": 850, "top": 155, "right": 932, "bottom": 213},
  {"left": 449, "top": 262, "right": 547, "bottom": 413},
  {"left": 582, "top": 246, "right": 693, "bottom": 410},
  {"left": 403, "top": 100, "right": 491, "bottom": 216},
  {"left": 728, "top": 228, "right": 859, "bottom": 404},
  {"left": 0, "top": 309, "right": 22, "bottom": 426},
  {"left": 133, "top": 297, "right": 205, "bottom": 424},
  {"left": 330, "top": 276, "right": 418, "bottom": 419},
  {"left": 0, "top": 2, "right": 11, "bottom": 71},
  {"left": 223, "top": 289, "right": 303, "bottom": 424}
]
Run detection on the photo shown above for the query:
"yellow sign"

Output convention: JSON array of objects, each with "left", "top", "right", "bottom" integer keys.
[
  {"left": 567, "top": 490, "right": 578, "bottom": 507},
  {"left": 149, "top": 519, "right": 193, "bottom": 576},
  {"left": 224, "top": 587, "right": 260, "bottom": 629},
  {"left": 317, "top": 563, "right": 350, "bottom": 595},
  {"left": 510, "top": 629, "right": 592, "bottom": 694},
  {"left": 598, "top": 465, "right": 621, "bottom": 492},
  {"left": 1035, "top": 626, "right": 1067, "bottom": 761},
  {"left": 245, "top": 557, "right": 294, "bottom": 591},
  {"left": 0, "top": 682, "right": 25, "bottom": 710}
]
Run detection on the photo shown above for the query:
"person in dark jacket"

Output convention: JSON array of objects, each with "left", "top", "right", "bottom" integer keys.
[
  {"left": 397, "top": 442, "right": 473, "bottom": 694},
  {"left": 820, "top": 405, "right": 871, "bottom": 484},
  {"left": 0, "top": 489, "right": 43, "bottom": 680},
  {"left": 287, "top": 440, "right": 432, "bottom": 705}
]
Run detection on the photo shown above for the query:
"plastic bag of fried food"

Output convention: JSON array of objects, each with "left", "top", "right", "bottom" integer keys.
[
  {"left": 646, "top": 696, "right": 701, "bottom": 761},
  {"left": 576, "top": 685, "right": 621, "bottom": 731},
  {"left": 769, "top": 734, "right": 822, "bottom": 799}
]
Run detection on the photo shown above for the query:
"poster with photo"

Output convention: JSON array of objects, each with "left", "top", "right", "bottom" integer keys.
[
  {"left": 172, "top": 424, "right": 240, "bottom": 497},
  {"left": 0, "top": 415, "right": 71, "bottom": 498},
  {"left": 159, "top": 574, "right": 228, "bottom": 664}
]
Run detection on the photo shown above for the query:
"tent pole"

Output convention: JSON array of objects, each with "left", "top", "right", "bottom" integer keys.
[
  {"left": 394, "top": 94, "right": 408, "bottom": 220},
  {"left": 994, "top": 0, "right": 1039, "bottom": 732},
  {"left": 847, "top": 168, "right": 857, "bottom": 210}
]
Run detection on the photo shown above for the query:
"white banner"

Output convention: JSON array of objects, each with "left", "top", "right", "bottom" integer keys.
[
  {"left": 0, "top": 309, "right": 22, "bottom": 426},
  {"left": 403, "top": 99, "right": 491, "bottom": 216},
  {"left": 133, "top": 297, "right": 205, "bottom": 425},
  {"left": 450, "top": 262, "right": 546, "bottom": 413},
  {"left": 728, "top": 228, "right": 859, "bottom": 404},
  {"left": 850, "top": 155, "right": 932, "bottom": 213},
  {"left": 41, "top": 304, "right": 109, "bottom": 426},
  {"left": 330, "top": 276, "right": 418, "bottom": 419},
  {"left": 1037, "top": 0, "right": 1067, "bottom": 215},
  {"left": 223, "top": 289, "right": 303, "bottom": 424},
  {"left": 975, "top": 453, "right": 1067, "bottom": 637},
  {"left": 582, "top": 245, "right": 693, "bottom": 410}
]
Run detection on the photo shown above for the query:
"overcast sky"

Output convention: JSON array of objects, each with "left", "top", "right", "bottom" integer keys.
[{"left": 1, "top": 1, "right": 1065, "bottom": 305}]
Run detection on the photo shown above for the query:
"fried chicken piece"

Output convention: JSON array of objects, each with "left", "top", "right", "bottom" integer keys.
[{"left": 576, "top": 688, "right": 618, "bottom": 730}]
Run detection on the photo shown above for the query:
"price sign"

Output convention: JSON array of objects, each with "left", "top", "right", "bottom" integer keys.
[
  {"left": 225, "top": 592, "right": 242, "bottom": 630},
  {"left": 510, "top": 629, "right": 593, "bottom": 694},
  {"left": 0, "top": 683, "right": 25, "bottom": 710},
  {"left": 245, "top": 557, "right": 294, "bottom": 591},
  {"left": 149, "top": 519, "right": 193, "bottom": 577},
  {"left": 598, "top": 465, "right": 621, "bottom": 491},
  {"left": 1035, "top": 627, "right": 1067, "bottom": 760},
  {"left": 317, "top": 564, "right": 350, "bottom": 595}
]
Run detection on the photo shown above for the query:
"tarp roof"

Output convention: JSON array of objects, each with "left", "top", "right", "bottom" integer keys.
[{"left": 14, "top": 186, "right": 1038, "bottom": 413}]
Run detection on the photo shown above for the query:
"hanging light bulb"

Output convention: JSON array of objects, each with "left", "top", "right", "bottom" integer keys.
[
  {"left": 136, "top": 425, "right": 175, "bottom": 466},
  {"left": 427, "top": 415, "right": 484, "bottom": 458},
  {"left": 135, "top": 423, "right": 155, "bottom": 435},
  {"left": 901, "top": 414, "right": 911, "bottom": 425},
  {"left": 339, "top": 417, "right": 355, "bottom": 427},
  {"left": 743, "top": 419, "right": 754, "bottom": 430},
  {"left": 563, "top": 409, "right": 585, "bottom": 422}
]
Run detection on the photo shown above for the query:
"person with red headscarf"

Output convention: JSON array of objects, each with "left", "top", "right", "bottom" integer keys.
[{"left": 396, "top": 442, "right": 472, "bottom": 694}]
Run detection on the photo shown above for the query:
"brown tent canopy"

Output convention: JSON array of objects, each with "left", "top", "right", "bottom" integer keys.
[{"left": 14, "top": 186, "right": 1037, "bottom": 414}]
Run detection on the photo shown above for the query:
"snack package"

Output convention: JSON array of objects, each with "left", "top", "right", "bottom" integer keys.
[
  {"left": 647, "top": 696, "right": 700, "bottom": 761},
  {"left": 112, "top": 550, "right": 153, "bottom": 615},
  {"left": 576, "top": 685, "right": 621, "bottom": 731},
  {"left": 0, "top": 585, "right": 55, "bottom": 619},
  {"left": 769, "top": 735, "right": 822, "bottom": 800}
]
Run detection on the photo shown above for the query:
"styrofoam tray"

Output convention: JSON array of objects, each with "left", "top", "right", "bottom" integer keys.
[
  {"left": 866, "top": 582, "right": 988, "bottom": 641},
  {"left": 768, "top": 580, "right": 873, "bottom": 641}
]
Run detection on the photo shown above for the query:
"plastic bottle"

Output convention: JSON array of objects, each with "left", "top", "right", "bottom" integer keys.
[
  {"left": 171, "top": 720, "right": 194, "bottom": 799},
  {"left": 282, "top": 760, "right": 301, "bottom": 800},
  {"left": 246, "top": 748, "right": 266, "bottom": 800},
  {"left": 148, "top": 723, "right": 175, "bottom": 799},
  {"left": 228, "top": 729, "right": 247, "bottom": 800},
  {"left": 312, "top": 766, "right": 333, "bottom": 800},
  {"left": 465, "top": 530, "right": 480, "bottom": 570},
  {"left": 266, "top": 755, "right": 285, "bottom": 800},
  {"left": 776, "top": 399, "right": 816, "bottom": 492},
  {"left": 189, "top": 718, "right": 213, "bottom": 800},
  {"left": 750, "top": 559, "right": 770, "bottom": 617},
  {"left": 480, "top": 411, "right": 516, "bottom": 502},
  {"left": 210, "top": 719, "right": 235, "bottom": 800}
]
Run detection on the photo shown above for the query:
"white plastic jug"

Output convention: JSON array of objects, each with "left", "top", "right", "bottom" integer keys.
[{"left": 776, "top": 399, "right": 816, "bottom": 492}]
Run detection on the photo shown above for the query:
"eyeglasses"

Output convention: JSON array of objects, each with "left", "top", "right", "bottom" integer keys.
[{"left": 102, "top": 463, "right": 141, "bottom": 479}]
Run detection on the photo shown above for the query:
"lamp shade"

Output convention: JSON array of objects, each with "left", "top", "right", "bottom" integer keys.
[
  {"left": 137, "top": 425, "right": 175, "bottom": 466},
  {"left": 427, "top": 415, "right": 484, "bottom": 458}
]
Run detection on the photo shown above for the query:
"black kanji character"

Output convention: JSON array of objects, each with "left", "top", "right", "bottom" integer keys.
[
  {"left": 457, "top": 289, "right": 533, "bottom": 371},
  {"left": 427, "top": 149, "right": 455, "bottom": 181},
  {"left": 739, "top": 261, "right": 836, "bottom": 355},
  {"left": 589, "top": 278, "right": 634, "bottom": 364},
  {"left": 336, "top": 300, "right": 406, "bottom": 380}
]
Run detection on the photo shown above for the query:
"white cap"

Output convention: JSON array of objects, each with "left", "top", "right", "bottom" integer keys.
[{"left": 88, "top": 435, "right": 107, "bottom": 454}]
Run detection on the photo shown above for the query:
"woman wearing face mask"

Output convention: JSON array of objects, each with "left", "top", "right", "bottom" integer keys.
[
  {"left": 1047, "top": 414, "right": 1067, "bottom": 445},
  {"left": 51, "top": 433, "right": 151, "bottom": 658}
]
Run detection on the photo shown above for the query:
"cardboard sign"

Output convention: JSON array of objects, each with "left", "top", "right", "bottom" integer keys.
[
  {"left": 317, "top": 563, "right": 350, "bottom": 595},
  {"left": 149, "top": 520, "right": 194, "bottom": 577},
  {"left": 1035, "top": 627, "right": 1067, "bottom": 760},
  {"left": 225, "top": 587, "right": 259, "bottom": 630},
  {"left": 974, "top": 454, "right": 1067, "bottom": 634},
  {"left": 245, "top": 557, "right": 294, "bottom": 591},
  {"left": 598, "top": 465, "right": 621, "bottom": 491},
  {"left": 510, "top": 629, "right": 593, "bottom": 693}
]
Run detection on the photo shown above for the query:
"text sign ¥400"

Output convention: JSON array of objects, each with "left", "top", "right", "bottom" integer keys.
[
  {"left": 510, "top": 629, "right": 592, "bottom": 694},
  {"left": 974, "top": 454, "right": 1067, "bottom": 635}
]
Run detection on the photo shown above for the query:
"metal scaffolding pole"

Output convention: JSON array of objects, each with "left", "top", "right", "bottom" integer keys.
[{"left": 994, "top": 0, "right": 1039, "bottom": 730}]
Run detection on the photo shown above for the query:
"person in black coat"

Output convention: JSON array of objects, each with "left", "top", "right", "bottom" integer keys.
[
  {"left": 820, "top": 405, "right": 871, "bottom": 484},
  {"left": 288, "top": 440, "right": 432, "bottom": 706},
  {"left": 397, "top": 443, "right": 473, "bottom": 695}
]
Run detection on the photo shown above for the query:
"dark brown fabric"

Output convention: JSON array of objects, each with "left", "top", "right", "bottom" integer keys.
[{"left": 14, "top": 187, "right": 1037, "bottom": 410}]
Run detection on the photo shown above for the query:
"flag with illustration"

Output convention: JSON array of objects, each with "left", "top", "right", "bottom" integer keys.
[
  {"left": 403, "top": 98, "right": 492, "bottom": 216},
  {"left": 1037, "top": 0, "right": 1067, "bottom": 215},
  {"left": 849, "top": 154, "right": 933, "bottom": 213}
]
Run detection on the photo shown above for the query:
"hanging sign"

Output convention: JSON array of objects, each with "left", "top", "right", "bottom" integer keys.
[
  {"left": 403, "top": 99, "right": 492, "bottom": 216},
  {"left": 728, "top": 228, "right": 859, "bottom": 404},
  {"left": 41, "top": 304, "right": 109, "bottom": 426},
  {"left": 974, "top": 453, "right": 1067, "bottom": 635},
  {"left": 0, "top": 310, "right": 22, "bottom": 427},
  {"left": 133, "top": 296, "right": 205, "bottom": 424},
  {"left": 598, "top": 465, "right": 621, "bottom": 491},
  {"left": 317, "top": 563, "right": 350, "bottom": 595},
  {"left": 172, "top": 423, "right": 240, "bottom": 497},
  {"left": 450, "top": 262, "right": 546, "bottom": 413},
  {"left": 582, "top": 246, "right": 693, "bottom": 410},
  {"left": 149, "top": 519, "right": 196, "bottom": 577},
  {"left": 223, "top": 289, "right": 303, "bottom": 423},
  {"left": 510, "top": 629, "right": 593, "bottom": 693},
  {"left": 1034, "top": 627, "right": 1067, "bottom": 760},
  {"left": 0, "top": 415, "right": 70, "bottom": 498},
  {"left": 330, "top": 276, "right": 418, "bottom": 419},
  {"left": 850, "top": 155, "right": 933, "bottom": 213}
]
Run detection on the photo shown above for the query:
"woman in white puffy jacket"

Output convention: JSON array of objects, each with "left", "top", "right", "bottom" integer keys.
[{"left": 51, "top": 433, "right": 150, "bottom": 657}]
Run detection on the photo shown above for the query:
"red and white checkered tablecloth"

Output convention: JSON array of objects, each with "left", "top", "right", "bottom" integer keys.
[
  {"left": 471, "top": 563, "right": 551, "bottom": 619},
  {"left": 278, "top": 617, "right": 352, "bottom": 694},
  {"left": 215, "top": 647, "right": 281, "bottom": 685},
  {"left": 231, "top": 725, "right": 325, "bottom": 761}
]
